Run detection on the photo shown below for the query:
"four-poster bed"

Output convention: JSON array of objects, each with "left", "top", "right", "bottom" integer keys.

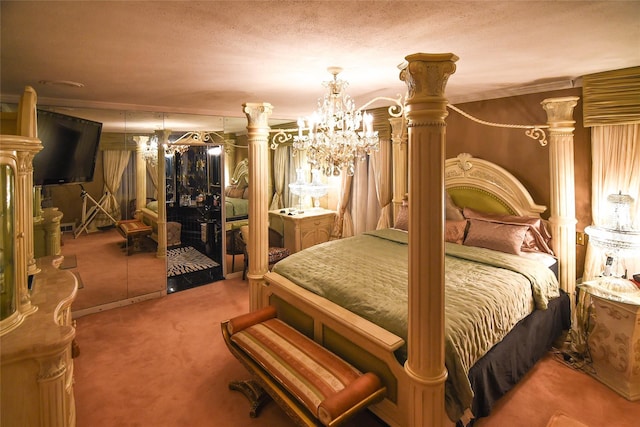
[
  {"left": 261, "top": 154, "right": 571, "bottom": 426},
  {"left": 239, "top": 54, "right": 579, "bottom": 427}
]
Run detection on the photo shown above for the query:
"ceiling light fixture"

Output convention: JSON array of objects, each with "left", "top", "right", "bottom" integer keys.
[
  {"left": 136, "top": 136, "right": 159, "bottom": 166},
  {"left": 296, "top": 67, "right": 378, "bottom": 176},
  {"left": 272, "top": 67, "right": 404, "bottom": 177}
]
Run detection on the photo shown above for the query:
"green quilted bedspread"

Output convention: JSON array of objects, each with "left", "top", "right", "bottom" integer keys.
[
  {"left": 272, "top": 228, "right": 560, "bottom": 421},
  {"left": 225, "top": 197, "right": 249, "bottom": 218}
]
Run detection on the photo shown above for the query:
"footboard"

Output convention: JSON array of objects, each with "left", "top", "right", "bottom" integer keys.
[{"left": 263, "top": 271, "right": 410, "bottom": 427}]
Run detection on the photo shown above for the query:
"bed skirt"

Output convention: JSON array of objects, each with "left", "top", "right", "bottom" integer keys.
[{"left": 466, "top": 290, "right": 571, "bottom": 423}]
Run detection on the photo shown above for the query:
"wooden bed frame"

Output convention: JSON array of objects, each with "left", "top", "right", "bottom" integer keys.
[{"left": 244, "top": 54, "right": 580, "bottom": 427}]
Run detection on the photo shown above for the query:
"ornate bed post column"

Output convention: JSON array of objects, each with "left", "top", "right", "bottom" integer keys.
[
  {"left": 400, "top": 53, "right": 457, "bottom": 427},
  {"left": 542, "top": 97, "right": 579, "bottom": 307},
  {"left": 390, "top": 116, "right": 407, "bottom": 223},
  {"left": 134, "top": 136, "right": 148, "bottom": 219},
  {"left": 243, "top": 102, "right": 273, "bottom": 312},
  {"left": 224, "top": 143, "right": 236, "bottom": 187},
  {"left": 155, "top": 130, "right": 169, "bottom": 258}
]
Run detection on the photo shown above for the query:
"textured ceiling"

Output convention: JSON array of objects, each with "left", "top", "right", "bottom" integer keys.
[{"left": 1, "top": 1, "right": 639, "bottom": 132}]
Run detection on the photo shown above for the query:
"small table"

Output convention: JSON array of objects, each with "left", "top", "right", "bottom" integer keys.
[
  {"left": 578, "top": 277, "right": 640, "bottom": 401},
  {"left": 268, "top": 208, "right": 335, "bottom": 254},
  {"left": 117, "top": 219, "right": 153, "bottom": 255}
]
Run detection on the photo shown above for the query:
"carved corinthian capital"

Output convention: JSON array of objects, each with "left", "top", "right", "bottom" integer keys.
[
  {"left": 400, "top": 53, "right": 458, "bottom": 103},
  {"left": 243, "top": 102, "right": 273, "bottom": 130},
  {"left": 541, "top": 96, "right": 579, "bottom": 133},
  {"left": 17, "top": 151, "right": 36, "bottom": 174}
]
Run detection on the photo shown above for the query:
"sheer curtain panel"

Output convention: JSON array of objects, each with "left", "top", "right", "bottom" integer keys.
[
  {"left": 94, "top": 150, "right": 131, "bottom": 228},
  {"left": 584, "top": 124, "right": 640, "bottom": 280}
]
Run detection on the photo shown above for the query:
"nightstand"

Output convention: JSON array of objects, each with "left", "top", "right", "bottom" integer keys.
[
  {"left": 269, "top": 208, "right": 335, "bottom": 254},
  {"left": 578, "top": 277, "right": 640, "bottom": 401}
]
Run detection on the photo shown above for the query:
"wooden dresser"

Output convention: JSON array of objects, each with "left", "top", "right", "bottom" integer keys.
[
  {"left": 1, "top": 256, "right": 78, "bottom": 427},
  {"left": 269, "top": 208, "right": 335, "bottom": 254},
  {"left": 1, "top": 86, "right": 78, "bottom": 426}
]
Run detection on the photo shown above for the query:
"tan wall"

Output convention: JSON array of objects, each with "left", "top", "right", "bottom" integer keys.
[
  {"left": 42, "top": 89, "right": 592, "bottom": 278},
  {"left": 446, "top": 87, "right": 591, "bottom": 278}
]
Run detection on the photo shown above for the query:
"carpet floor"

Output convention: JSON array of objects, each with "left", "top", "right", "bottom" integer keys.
[
  {"left": 72, "top": 278, "right": 640, "bottom": 427},
  {"left": 62, "top": 228, "right": 166, "bottom": 312}
]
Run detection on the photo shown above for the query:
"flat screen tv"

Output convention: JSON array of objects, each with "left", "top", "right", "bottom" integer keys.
[{"left": 33, "top": 109, "right": 103, "bottom": 186}]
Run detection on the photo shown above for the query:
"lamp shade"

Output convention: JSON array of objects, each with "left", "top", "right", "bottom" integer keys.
[{"left": 605, "top": 192, "right": 634, "bottom": 231}]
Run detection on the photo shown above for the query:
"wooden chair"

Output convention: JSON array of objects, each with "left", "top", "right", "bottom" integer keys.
[
  {"left": 226, "top": 227, "right": 246, "bottom": 272},
  {"left": 239, "top": 225, "right": 290, "bottom": 280}
]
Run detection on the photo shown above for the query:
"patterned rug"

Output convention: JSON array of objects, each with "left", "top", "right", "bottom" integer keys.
[{"left": 167, "top": 246, "right": 219, "bottom": 278}]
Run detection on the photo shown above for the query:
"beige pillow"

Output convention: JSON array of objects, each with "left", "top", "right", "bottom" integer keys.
[{"left": 464, "top": 219, "right": 529, "bottom": 255}]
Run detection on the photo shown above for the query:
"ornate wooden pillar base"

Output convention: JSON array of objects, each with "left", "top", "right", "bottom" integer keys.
[{"left": 229, "top": 379, "right": 272, "bottom": 418}]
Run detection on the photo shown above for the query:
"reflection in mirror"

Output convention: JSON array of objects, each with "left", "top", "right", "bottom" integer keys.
[
  {"left": 45, "top": 109, "right": 169, "bottom": 315},
  {"left": 165, "top": 141, "right": 224, "bottom": 293},
  {"left": 223, "top": 156, "right": 250, "bottom": 277},
  {"left": 0, "top": 100, "right": 291, "bottom": 314},
  {"left": 37, "top": 108, "right": 130, "bottom": 315}
]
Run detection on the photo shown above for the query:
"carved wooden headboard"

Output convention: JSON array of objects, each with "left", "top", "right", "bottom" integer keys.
[{"left": 445, "top": 153, "right": 547, "bottom": 217}]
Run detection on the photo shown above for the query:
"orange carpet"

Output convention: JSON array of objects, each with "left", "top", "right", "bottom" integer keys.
[{"left": 73, "top": 278, "right": 640, "bottom": 427}]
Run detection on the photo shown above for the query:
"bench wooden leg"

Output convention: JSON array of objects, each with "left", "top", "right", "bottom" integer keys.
[{"left": 229, "top": 379, "right": 272, "bottom": 418}]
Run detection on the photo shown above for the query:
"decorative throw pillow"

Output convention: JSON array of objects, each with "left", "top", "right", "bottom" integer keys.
[
  {"left": 394, "top": 203, "right": 409, "bottom": 231},
  {"left": 463, "top": 219, "right": 529, "bottom": 255},
  {"left": 446, "top": 192, "right": 465, "bottom": 220},
  {"left": 463, "top": 207, "right": 554, "bottom": 255},
  {"left": 445, "top": 220, "right": 467, "bottom": 244},
  {"left": 226, "top": 186, "right": 245, "bottom": 199},
  {"left": 146, "top": 200, "right": 158, "bottom": 213}
]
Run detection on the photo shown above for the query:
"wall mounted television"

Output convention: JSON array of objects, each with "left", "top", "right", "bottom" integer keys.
[{"left": 33, "top": 109, "right": 103, "bottom": 186}]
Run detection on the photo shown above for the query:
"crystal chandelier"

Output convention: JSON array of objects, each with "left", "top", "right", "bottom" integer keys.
[
  {"left": 138, "top": 136, "right": 159, "bottom": 166},
  {"left": 294, "top": 67, "right": 380, "bottom": 176}
]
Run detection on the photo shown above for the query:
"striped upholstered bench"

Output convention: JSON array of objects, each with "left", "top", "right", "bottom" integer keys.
[
  {"left": 116, "top": 219, "right": 152, "bottom": 255},
  {"left": 221, "top": 306, "right": 386, "bottom": 427}
]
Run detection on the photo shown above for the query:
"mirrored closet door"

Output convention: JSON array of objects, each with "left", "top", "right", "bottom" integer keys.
[{"left": 10, "top": 104, "right": 274, "bottom": 315}]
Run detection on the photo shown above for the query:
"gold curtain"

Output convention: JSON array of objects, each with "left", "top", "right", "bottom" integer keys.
[{"left": 583, "top": 66, "right": 640, "bottom": 127}]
